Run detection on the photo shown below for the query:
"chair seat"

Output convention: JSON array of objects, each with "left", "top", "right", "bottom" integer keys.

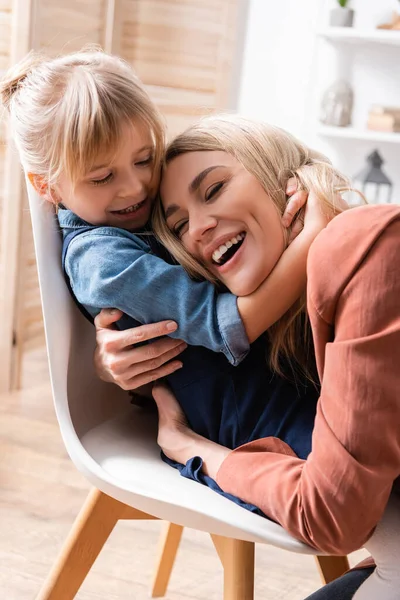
[{"left": 81, "top": 407, "right": 318, "bottom": 554}]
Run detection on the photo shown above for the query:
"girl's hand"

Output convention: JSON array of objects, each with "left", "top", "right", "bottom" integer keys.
[
  {"left": 282, "top": 178, "right": 308, "bottom": 243},
  {"left": 303, "top": 189, "right": 332, "bottom": 234},
  {"left": 93, "top": 309, "right": 187, "bottom": 391}
]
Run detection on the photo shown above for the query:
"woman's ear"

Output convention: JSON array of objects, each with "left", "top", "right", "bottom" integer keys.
[{"left": 27, "top": 173, "right": 59, "bottom": 204}]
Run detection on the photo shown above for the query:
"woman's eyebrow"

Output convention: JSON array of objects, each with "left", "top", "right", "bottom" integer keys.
[
  {"left": 165, "top": 165, "right": 225, "bottom": 219},
  {"left": 165, "top": 204, "right": 180, "bottom": 219},
  {"left": 189, "top": 165, "right": 223, "bottom": 194}
]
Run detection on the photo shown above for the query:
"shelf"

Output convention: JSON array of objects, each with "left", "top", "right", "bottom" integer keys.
[
  {"left": 317, "top": 28, "right": 400, "bottom": 47},
  {"left": 317, "top": 125, "right": 400, "bottom": 144}
]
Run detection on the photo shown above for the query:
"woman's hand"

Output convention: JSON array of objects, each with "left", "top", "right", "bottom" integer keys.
[
  {"left": 94, "top": 309, "right": 187, "bottom": 391},
  {"left": 152, "top": 383, "right": 229, "bottom": 478}
]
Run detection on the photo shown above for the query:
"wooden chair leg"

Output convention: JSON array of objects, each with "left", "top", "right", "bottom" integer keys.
[
  {"left": 211, "top": 536, "right": 255, "bottom": 600},
  {"left": 35, "top": 488, "right": 134, "bottom": 600},
  {"left": 151, "top": 522, "right": 184, "bottom": 597},
  {"left": 315, "top": 555, "right": 350, "bottom": 585}
]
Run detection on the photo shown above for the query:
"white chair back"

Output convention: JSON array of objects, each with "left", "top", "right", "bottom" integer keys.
[
  {"left": 26, "top": 179, "right": 317, "bottom": 552},
  {"left": 27, "top": 183, "right": 127, "bottom": 442}
]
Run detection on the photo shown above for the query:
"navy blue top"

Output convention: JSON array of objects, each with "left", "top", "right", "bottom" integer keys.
[{"left": 60, "top": 213, "right": 318, "bottom": 516}]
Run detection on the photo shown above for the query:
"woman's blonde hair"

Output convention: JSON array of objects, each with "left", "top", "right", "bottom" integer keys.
[
  {"left": 0, "top": 47, "right": 165, "bottom": 192},
  {"left": 153, "top": 114, "right": 357, "bottom": 378}
]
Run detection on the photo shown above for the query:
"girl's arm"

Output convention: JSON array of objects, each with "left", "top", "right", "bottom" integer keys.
[
  {"left": 64, "top": 186, "right": 308, "bottom": 367},
  {"left": 238, "top": 190, "right": 328, "bottom": 343}
]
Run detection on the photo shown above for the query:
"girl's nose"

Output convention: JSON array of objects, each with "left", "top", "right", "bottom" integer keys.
[{"left": 120, "top": 171, "right": 145, "bottom": 199}]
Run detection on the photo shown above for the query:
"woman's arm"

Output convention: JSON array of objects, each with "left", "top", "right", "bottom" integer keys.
[
  {"left": 154, "top": 206, "right": 400, "bottom": 556},
  {"left": 216, "top": 210, "right": 400, "bottom": 555}
]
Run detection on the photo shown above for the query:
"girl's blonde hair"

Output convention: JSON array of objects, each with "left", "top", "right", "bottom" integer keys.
[
  {"left": 0, "top": 47, "right": 165, "bottom": 192},
  {"left": 153, "top": 114, "right": 356, "bottom": 377}
]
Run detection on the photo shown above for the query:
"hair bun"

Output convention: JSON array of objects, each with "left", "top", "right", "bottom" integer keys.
[{"left": 0, "top": 50, "right": 45, "bottom": 110}]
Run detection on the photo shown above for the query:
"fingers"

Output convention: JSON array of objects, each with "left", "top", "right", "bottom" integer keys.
[
  {"left": 97, "top": 320, "right": 179, "bottom": 354},
  {"left": 94, "top": 308, "right": 123, "bottom": 330},
  {"left": 152, "top": 382, "right": 174, "bottom": 413},
  {"left": 286, "top": 177, "right": 298, "bottom": 195},
  {"left": 282, "top": 190, "right": 308, "bottom": 228},
  {"left": 104, "top": 340, "right": 187, "bottom": 390},
  {"left": 106, "top": 338, "right": 186, "bottom": 372},
  {"left": 287, "top": 214, "right": 304, "bottom": 243},
  {"left": 123, "top": 360, "right": 183, "bottom": 391},
  {"left": 119, "top": 320, "right": 179, "bottom": 349},
  {"left": 152, "top": 383, "right": 188, "bottom": 427}
]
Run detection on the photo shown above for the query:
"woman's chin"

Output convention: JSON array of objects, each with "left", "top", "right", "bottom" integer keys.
[
  {"left": 224, "top": 266, "right": 275, "bottom": 297},
  {"left": 226, "top": 278, "right": 264, "bottom": 297}
]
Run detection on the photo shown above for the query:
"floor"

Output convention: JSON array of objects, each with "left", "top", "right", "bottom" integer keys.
[{"left": 0, "top": 348, "right": 368, "bottom": 600}]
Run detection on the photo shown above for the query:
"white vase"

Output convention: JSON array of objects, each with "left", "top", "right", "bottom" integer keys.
[
  {"left": 330, "top": 7, "right": 354, "bottom": 27},
  {"left": 320, "top": 80, "right": 354, "bottom": 127}
]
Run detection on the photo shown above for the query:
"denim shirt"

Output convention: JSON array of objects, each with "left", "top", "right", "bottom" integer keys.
[{"left": 58, "top": 208, "right": 249, "bottom": 366}]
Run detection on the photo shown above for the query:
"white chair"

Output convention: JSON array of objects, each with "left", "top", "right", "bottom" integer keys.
[{"left": 27, "top": 181, "right": 349, "bottom": 600}]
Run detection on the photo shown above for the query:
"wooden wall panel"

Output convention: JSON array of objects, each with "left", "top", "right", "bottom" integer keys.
[
  {"left": 121, "top": 0, "right": 239, "bottom": 137},
  {"left": 0, "top": 0, "right": 13, "bottom": 257},
  {"left": 0, "top": 0, "right": 12, "bottom": 70},
  {"left": 37, "top": 0, "right": 107, "bottom": 54},
  {"left": 13, "top": 0, "right": 108, "bottom": 386}
]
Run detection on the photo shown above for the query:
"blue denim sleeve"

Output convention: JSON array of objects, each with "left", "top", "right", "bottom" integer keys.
[{"left": 65, "top": 230, "right": 249, "bottom": 365}]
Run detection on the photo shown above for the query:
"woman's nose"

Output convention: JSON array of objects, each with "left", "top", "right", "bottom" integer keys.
[{"left": 189, "top": 211, "right": 218, "bottom": 242}]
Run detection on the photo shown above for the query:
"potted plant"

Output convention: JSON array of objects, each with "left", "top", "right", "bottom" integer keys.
[{"left": 330, "top": 0, "right": 354, "bottom": 28}]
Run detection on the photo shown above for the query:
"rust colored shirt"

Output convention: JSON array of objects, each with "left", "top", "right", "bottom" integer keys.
[{"left": 216, "top": 204, "right": 400, "bottom": 556}]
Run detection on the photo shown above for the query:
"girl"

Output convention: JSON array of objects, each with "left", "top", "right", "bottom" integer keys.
[
  {"left": 147, "top": 114, "right": 400, "bottom": 600},
  {"left": 0, "top": 48, "right": 327, "bottom": 513}
]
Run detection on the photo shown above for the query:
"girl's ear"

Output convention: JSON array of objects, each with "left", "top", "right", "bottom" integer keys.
[
  {"left": 27, "top": 173, "right": 59, "bottom": 204},
  {"left": 27, "top": 173, "right": 46, "bottom": 195}
]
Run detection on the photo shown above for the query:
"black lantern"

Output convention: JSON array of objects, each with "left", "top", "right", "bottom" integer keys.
[{"left": 354, "top": 150, "right": 392, "bottom": 204}]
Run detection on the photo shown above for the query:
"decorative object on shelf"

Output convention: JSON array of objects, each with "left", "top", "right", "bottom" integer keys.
[
  {"left": 377, "top": 2, "right": 400, "bottom": 30},
  {"left": 367, "top": 105, "right": 400, "bottom": 133},
  {"left": 320, "top": 80, "right": 353, "bottom": 127},
  {"left": 354, "top": 150, "right": 393, "bottom": 203},
  {"left": 330, "top": 0, "right": 354, "bottom": 28}
]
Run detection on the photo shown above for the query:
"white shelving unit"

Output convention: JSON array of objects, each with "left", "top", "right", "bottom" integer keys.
[
  {"left": 312, "top": 1, "right": 400, "bottom": 202},
  {"left": 318, "top": 27, "right": 400, "bottom": 47},
  {"left": 318, "top": 125, "right": 400, "bottom": 144}
]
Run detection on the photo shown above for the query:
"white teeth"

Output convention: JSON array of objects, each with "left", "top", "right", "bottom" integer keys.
[
  {"left": 212, "top": 232, "right": 245, "bottom": 264},
  {"left": 116, "top": 203, "right": 141, "bottom": 214},
  {"left": 118, "top": 204, "right": 139, "bottom": 215}
]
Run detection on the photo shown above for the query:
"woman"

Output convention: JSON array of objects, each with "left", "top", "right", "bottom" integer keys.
[{"left": 95, "top": 115, "right": 400, "bottom": 599}]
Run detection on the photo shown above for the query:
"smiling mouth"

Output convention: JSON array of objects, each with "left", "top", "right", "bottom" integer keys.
[
  {"left": 211, "top": 232, "right": 246, "bottom": 266},
  {"left": 112, "top": 200, "right": 146, "bottom": 215}
]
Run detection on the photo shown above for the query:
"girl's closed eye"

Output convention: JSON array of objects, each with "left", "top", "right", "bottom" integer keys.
[
  {"left": 91, "top": 172, "right": 113, "bottom": 186},
  {"left": 135, "top": 155, "right": 153, "bottom": 167}
]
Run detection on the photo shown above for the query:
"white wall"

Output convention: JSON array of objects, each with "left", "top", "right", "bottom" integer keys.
[
  {"left": 238, "top": 0, "right": 321, "bottom": 140},
  {"left": 238, "top": 0, "right": 400, "bottom": 199}
]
